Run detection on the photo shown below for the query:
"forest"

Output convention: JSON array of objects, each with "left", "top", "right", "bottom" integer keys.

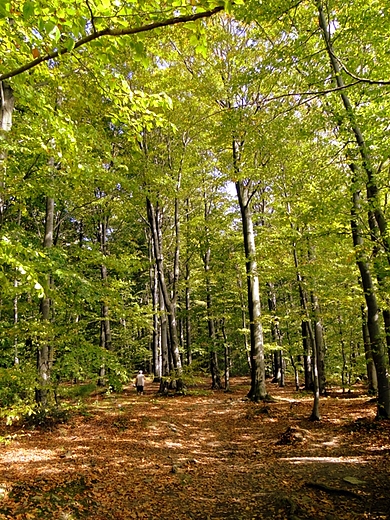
[{"left": 0, "top": 0, "right": 389, "bottom": 518}]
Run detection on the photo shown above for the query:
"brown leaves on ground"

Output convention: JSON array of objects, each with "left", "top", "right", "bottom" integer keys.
[{"left": 0, "top": 378, "right": 389, "bottom": 519}]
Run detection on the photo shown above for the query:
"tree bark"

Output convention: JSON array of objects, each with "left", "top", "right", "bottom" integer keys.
[
  {"left": 318, "top": 2, "right": 390, "bottom": 417},
  {"left": 268, "top": 283, "right": 284, "bottom": 387},
  {"left": 36, "top": 196, "right": 54, "bottom": 406},
  {"left": 311, "top": 291, "right": 326, "bottom": 395},
  {"left": 203, "top": 197, "right": 222, "bottom": 390},
  {"left": 147, "top": 197, "right": 183, "bottom": 391},
  {"left": 361, "top": 305, "right": 378, "bottom": 395},
  {"left": 350, "top": 182, "right": 390, "bottom": 417},
  {"left": 235, "top": 179, "right": 267, "bottom": 400}
]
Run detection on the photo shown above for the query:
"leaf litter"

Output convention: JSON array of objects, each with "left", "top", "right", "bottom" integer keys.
[{"left": 0, "top": 378, "right": 389, "bottom": 519}]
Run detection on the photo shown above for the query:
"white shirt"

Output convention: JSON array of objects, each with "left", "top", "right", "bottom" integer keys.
[{"left": 136, "top": 373, "right": 145, "bottom": 386}]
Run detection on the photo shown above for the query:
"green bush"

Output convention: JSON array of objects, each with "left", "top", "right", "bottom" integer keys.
[
  {"left": 22, "top": 405, "right": 71, "bottom": 430},
  {"left": 0, "top": 365, "right": 36, "bottom": 407}
]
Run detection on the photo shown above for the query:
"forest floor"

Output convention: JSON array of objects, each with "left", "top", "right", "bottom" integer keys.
[{"left": 0, "top": 377, "right": 389, "bottom": 520}]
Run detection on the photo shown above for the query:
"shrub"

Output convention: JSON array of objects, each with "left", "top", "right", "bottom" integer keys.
[{"left": 0, "top": 365, "right": 36, "bottom": 407}]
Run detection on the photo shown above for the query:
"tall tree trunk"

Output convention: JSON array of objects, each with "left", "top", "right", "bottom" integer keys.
[
  {"left": 233, "top": 137, "right": 266, "bottom": 401},
  {"left": 301, "top": 322, "right": 313, "bottom": 390},
  {"left": 237, "top": 266, "right": 251, "bottom": 369},
  {"left": 293, "top": 247, "right": 320, "bottom": 419},
  {"left": 203, "top": 196, "right": 221, "bottom": 389},
  {"left": 14, "top": 279, "right": 19, "bottom": 365},
  {"left": 36, "top": 196, "right": 54, "bottom": 405},
  {"left": 268, "top": 283, "right": 284, "bottom": 387},
  {"left": 235, "top": 181, "right": 267, "bottom": 401},
  {"left": 150, "top": 245, "right": 161, "bottom": 382},
  {"left": 204, "top": 246, "right": 221, "bottom": 389},
  {"left": 318, "top": 2, "right": 390, "bottom": 417},
  {"left": 350, "top": 183, "right": 390, "bottom": 417},
  {"left": 311, "top": 292, "right": 326, "bottom": 395},
  {"left": 221, "top": 318, "right": 230, "bottom": 392},
  {"left": 185, "top": 198, "right": 192, "bottom": 366},
  {"left": 147, "top": 198, "right": 183, "bottom": 391},
  {"left": 361, "top": 306, "right": 378, "bottom": 395},
  {"left": 98, "top": 215, "right": 111, "bottom": 386}
]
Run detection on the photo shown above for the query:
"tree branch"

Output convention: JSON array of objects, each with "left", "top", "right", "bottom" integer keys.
[{"left": 0, "top": 6, "right": 224, "bottom": 82}]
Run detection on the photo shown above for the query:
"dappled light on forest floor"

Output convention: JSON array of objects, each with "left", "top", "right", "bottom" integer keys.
[
  {"left": 0, "top": 377, "right": 389, "bottom": 519},
  {"left": 281, "top": 456, "right": 368, "bottom": 464}
]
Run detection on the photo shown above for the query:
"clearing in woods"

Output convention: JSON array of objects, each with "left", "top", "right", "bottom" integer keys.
[{"left": 0, "top": 377, "right": 389, "bottom": 519}]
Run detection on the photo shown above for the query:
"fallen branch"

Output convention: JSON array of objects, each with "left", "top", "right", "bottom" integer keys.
[{"left": 306, "top": 482, "right": 361, "bottom": 498}]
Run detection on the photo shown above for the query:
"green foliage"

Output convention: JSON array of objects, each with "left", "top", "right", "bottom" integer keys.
[
  {"left": 0, "top": 365, "right": 36, "bottom": 407},
  {"left": 54, "top": 342, "right": 129, "bottom": 391},
  {"left": 22, "top": 405, "right": 71, "bottom": 430},
  {"left": 58, "top": 382, "right": 98, "bottom": 401}
]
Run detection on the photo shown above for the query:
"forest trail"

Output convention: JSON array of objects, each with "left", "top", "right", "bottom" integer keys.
[{"left": 0, "top": 377, "right": 389, "bottom": 520}]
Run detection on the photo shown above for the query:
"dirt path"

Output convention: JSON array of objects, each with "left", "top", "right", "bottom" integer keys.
[{"left": 0, "top": 378, "right": 389, "bottom": 519}]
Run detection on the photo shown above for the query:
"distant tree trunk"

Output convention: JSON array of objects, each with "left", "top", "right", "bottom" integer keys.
[
  {"left": 185, "top": 261, "right": 192, "bottom": 366},
  {"left": 98, "top": 214, "right": 111, "bottom": 386},
  {"left": 290, "top": 355, "right": 300, "bottom": 391},
  {"left": 13, "top": 279, "right": 19, "bottom": 365},
  {"left": 159, "top": 288, "right": 172, "bottom": 393},
  {"left": 361, "top": 306, "right": 378, "bottom": 395},
  {"left": 268, "top": 283, "right": 284, "bottom": 387},
  {"left": 147, "top": 198, "right": 183, "bottom": 392},
  {"left": 150, "top": 242, "right": 161, "bottom": 382},
  {"left": 185, "top": 198, "right": 192, "bottom": 366},
  {"left": 301, "top": 322, "right": 313, "bottom": 390},
  {"left": 311, "top": 292, "right": 326, "bottom": 395},
  {"left": 308, "top": 319, "right": 321, "bottom": 421},
  {"left": 203, "top": 197, "right": 221, "bottom": 390},
  {"left": 293, "top": 246, "right": 320, "bottom": 419},
  {"left": 233, "top": 141, "right": 267, "bottom": 401},
  {"left": 221, "top": 319, "right": 230, "bottom": 391},
  {"left": 36, "top": 196, "right": 54, "bottom": 406},
  {"left": 237, "top": 266, "right": 251, "bottom": 369}
]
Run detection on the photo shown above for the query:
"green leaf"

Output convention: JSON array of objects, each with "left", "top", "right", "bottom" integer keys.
[
  {"left": 23, "top": 0, "right": 34, "bottom": 20},
  {"left": 64, "top": 38, "right": 75, "bottom": 51},
  {"left": 224, "top": 0, "right": 232, "bottom": 14}
]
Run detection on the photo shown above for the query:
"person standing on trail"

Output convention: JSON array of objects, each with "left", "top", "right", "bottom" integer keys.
[{"left": 135, "top": 370, "right": 145, "bottom": 395}]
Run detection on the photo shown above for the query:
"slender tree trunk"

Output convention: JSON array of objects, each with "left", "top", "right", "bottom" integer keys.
[
  {"left": 268, "top": 283, "right": 284, "bottom": 387},
  {"left": 150, "top": 250, "right": 161, "bottom": 382},
  {"left": 159, "top": 288, "right": 171, "bottom": 393},
  {"left": 185, "top": 261, "right": 192, "bottom": 366},
  {"left": 293, "top": 246, "right": 320, "bottom": 419},
  {"left": 236, "top": 180, "right": 267, "bottom": 400},
  {"left": 147, "top": 198, "right": 183, "bottom": 391},
  {"left": 302, "top": 321, "right": 313, "bottom": 390},
  {"left": 185, "top": 198, "right": 192, "bottom": 366},
  {"left": 350, "top": 180, "right": 390, "bottom": 417},
  {"left": 237, "top": 266, "right": 251, "bottom": 369},
  {"left": 204, "top": 247, "right": 221, "bottom": 389},
  {"left": 361, "top": 306, "right": 378, "bottom": 395},
  {"left": 98, "top": 215, "right": 111, "bottom": 386},
  {"left": 203, "top": 197, "right": 221, "bottom": 390},
  {"left": 14, "top": 279, "right": 19, "bottom": 365},
  {"left": 311, "top": 292, "right": 326, "bottom": 395},
  {"left": 221, "top": 319, "right": 230, "bottom": 391},
  {"left": 36, "top": 196, "right": 54, "bottom": 406},
  {"left": 233, "top": 138, "right": 266, "bottom": 401},
  {"left": 290, "top": 355, "right": 300, "bottom": 391}
]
